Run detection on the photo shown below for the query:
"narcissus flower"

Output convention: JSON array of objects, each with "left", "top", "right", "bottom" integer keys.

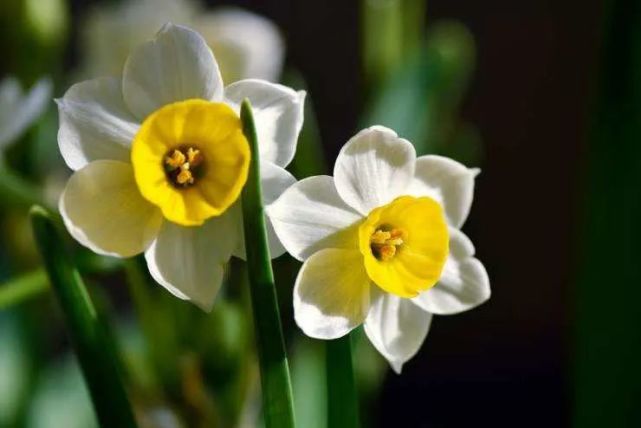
[
  {"left": 0, "top": 76, "right": 51, "bottom": 150},
  {"left": 80, "top": 0, "right": 284, "bottom": 83},
  {"left": 57, "top": 23, "right": 305, "bottom": 310},
  {"left": 267, "top": 126, "right": 490, "bottom": 372}
]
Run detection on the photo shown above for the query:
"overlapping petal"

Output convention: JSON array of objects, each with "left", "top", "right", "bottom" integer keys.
[
  {"left": 334, "top": 126, "right": 416, "bottom": 215},
  {"left": 56, "top": 77, "right": 138, "bottom": 170},
  {"left": 225, "top": 79, "right": 305, "bottom": 167},
  {"left": 267, "top": 175, "right": 362, "bottom": 261},
  {"left": 412, "top": 228, "right": 490, "bottom": 315},
  {"left": 232, "top": 160, "right": 296, "bottom": 259},
  {"left": 59, "top": 160, "right": 162, "bottom": 257},
  {"left": 294, "top": 249, "right": 371, "bottom": 339},
  {"left": 144, "top": 211, "right": 238, "bottom": 312},
  {"left": 364, "top": 290, "right": 433, "bottom": 374},
  {"left": 123, "top": 23, "right": 224, "bottom": 119},
  {"left": 0, "top": 77, "right": 52, "bottom": 148},
  {"left": 408, "top": 155, "right": 479, "bottom": 228}
]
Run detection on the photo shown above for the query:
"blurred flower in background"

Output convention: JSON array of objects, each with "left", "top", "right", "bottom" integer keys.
[
  {"left": 79, "top": 0, "right": 284, "bottom": 82},
  {"left": 0, "top": 76, "right": 51, "bottom": 153}
]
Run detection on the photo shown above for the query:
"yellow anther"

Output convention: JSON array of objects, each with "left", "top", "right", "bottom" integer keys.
[
  {"left": 165, "top": 149, "right": 186, "bottom": 170},
  {"left": 378, "top": 245, "right": 397, "bottom": 261},
  {"left": 370, "top": 227, "right": 405, "bottom": 261},
  {"left": 163, "top": 146, "right": 204, "bottom": 187},
  {"left": 187, "top": 147, "right": 203, "bottom": 166},
  {"left": 370, "top": 230, "right": 392, "bottom": 245},
  {"left": 176, "top": 169, "right": 194, "bottom": 185}
]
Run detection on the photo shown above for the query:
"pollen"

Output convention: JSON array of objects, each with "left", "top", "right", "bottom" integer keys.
[
  {"left": 370, "top": 227, "right": 405, "bottom": 261},
  {"left": 164, "top": 146, "right": 204, "bottom": 187}
]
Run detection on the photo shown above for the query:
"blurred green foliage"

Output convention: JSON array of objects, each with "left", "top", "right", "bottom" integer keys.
[{"left": 575, "top": 0, "right": 641, "bottom": 426}]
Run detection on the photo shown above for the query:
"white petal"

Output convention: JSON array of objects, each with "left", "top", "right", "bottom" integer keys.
[
  {"left": 407, "top": 155, "right": 479, "bottom": 228},
  {"left": 122, "top": 23, "right": 224, "bottom": 119},
  {"left": 233, "top": 160, "right": 297, "bottom": 259},
  {"left": 56, "top": 77, "right": 138, "bottom": 170},
  {"left": 145, "top": 210, "right": 238, "bottom": 312},
  {"left": 0, "top": 77, "right": 52, "bottom": 148},
  {"left": 364, "top": 290, "right": 433, "bottom": 374},
  {"left": 413, "top": 228, "right": 490, "bottom": 315},
  {"left": 266, "top": 175, "right": 362, "bottom": 261},
  {"left": 334, "top": 126, "right": 416, "bottom": 215},
  {"left": 294, "top": 248, "right": 371, "bottom": 339},
  {"left": 225, "top": 79, "right": 305, "bottom": 167},
  {"left": 59, "top": 160, "right": 162, "bottom": 257},
  {"left": 194, "top": 7, "right": 284, "bottom": 82}
]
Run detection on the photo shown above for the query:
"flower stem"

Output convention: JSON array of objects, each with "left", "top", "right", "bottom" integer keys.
[
  {"left": 30, "top": 206, "right": 138, "bottom": 428},
  {"left": 240, "top": 99, "right": 296, "bottom": 428},
  {"left": 327, "top": 333, "right": 361, "bottom": 428},
  {"left": 0, "top": 269, "right": 49, "bottom": 309},
  {"left": 0, "top": 158, "right": 50, "bottom": 210}
]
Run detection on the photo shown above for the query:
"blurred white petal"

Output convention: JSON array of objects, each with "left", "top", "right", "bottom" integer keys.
[
  {"left": 80, "top": 0, "right": 195, "bottom": 78},
  {"left": 0, "top": 77, "right": 52, "bottom": 148},
  {"left": 195, "top": 7, "right": 284, "bottom": 82}
]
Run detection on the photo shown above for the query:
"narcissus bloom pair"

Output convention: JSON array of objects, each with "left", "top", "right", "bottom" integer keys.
[
  {"left": 57, "top": 23, "right": 304, "bottom": 310},
  {"left": 268, "top": 126, "right": 490, "bottom": 372}
]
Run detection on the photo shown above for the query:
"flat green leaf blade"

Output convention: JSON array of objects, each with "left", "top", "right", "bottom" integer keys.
[
  {"left": 327, "top": 334, "right": 360, "bottom": 428},
  {"left": 240, "top": 100, "right": 296, "bottom": 428},
  {"left": 29, "top": 206, "right": 138, "bottom": 428}
]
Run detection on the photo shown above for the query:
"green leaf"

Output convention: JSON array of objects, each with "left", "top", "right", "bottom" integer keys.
[
  {"left": 240, "top": 99, "right": 296, "bottom": 428},
  {"left": 0, "top": 158, "right": 50, "bottom": 210},
  {"left": 326, "top": 333, "right": 360, "bottom": 428},
  {"left": 291, "top": 338, "right": 327, "bottom": 428},
  {"left": 575, "top": 0, "right": 641, "bottom": 425},
  {"left": 0, "top": 269, "right": 48, "bottom": 309},
  {"left": 30, "top": 206, "right": 138, "bottom": 428}
]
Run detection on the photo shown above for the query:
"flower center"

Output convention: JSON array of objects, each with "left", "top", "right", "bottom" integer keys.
[
  {"left": 164, "top": 146, "right": 204, "bottom": 187},
  {"left": 131, "top": 99, "right": 250, "bottom": 226},
  {"left": 370, "top": 226, "right": 405, "bottom": 261},
  {"left": 358, "top": 196, "right": 449, "bottom": 298}
]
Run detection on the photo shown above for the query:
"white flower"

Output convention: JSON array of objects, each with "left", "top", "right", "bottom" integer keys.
[
  {"left": 267, "top": 126, "right": 490, "bottom": 373},
  {"left": 80, "top": 0, "right": 284, "bottom": 82},
  {"left": 0, "top": 77, "right": 52, "bottom": 150},
  {"left": 57, "top": 23, "right": 305, "bottom": 311}
]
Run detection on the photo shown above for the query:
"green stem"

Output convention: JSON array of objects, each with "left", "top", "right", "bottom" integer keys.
[
  {"left": 326, "top": 333, "right": 360, "bottom": 428},
  {"left": 30, "top": 206, "right": 138, "bottom": 428},
  {"left": 239, "top": 99, "right": 296, "bottom": 428},
  {"left": 0, "top": 158, "right": 50, "bottom": 210},
  {"left": 0, "top": 269, "right": 49, "bottom": 309},
  {"left": 0, "top": 254, "right": 123, "bottom": 309}
]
